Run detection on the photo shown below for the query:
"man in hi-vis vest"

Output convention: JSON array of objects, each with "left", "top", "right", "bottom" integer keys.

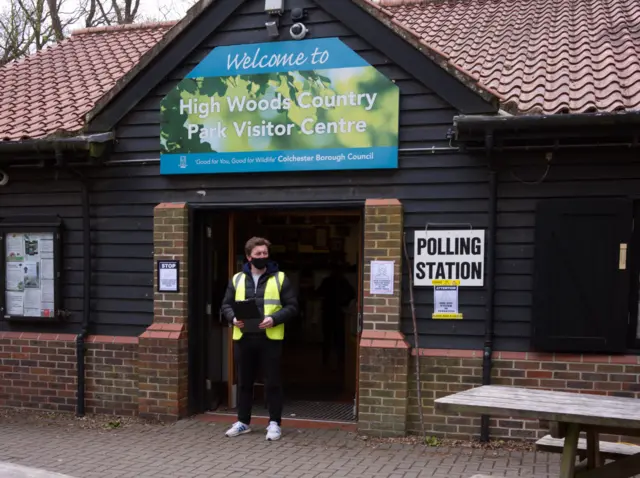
[{"left": 221, "top": 236, "right": 298, "bottom": 441}]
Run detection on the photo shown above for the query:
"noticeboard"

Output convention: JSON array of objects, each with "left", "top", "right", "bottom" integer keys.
[{"left": 1, "top": 227, "right": 62, "bottom": 321}]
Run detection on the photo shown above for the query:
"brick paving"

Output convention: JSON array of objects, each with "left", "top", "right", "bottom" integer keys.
[{"left": 0, "top": 416, "right": 561, "bottom": 478}]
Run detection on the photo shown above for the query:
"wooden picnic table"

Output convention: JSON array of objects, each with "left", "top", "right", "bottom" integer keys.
[{"left": 434, "top": 385, "right": 640, "bottom": 478}]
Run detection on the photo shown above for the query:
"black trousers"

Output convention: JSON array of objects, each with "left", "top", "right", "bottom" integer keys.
[{"left": 234, "top": 335, "right": 283, "bottom": 425}]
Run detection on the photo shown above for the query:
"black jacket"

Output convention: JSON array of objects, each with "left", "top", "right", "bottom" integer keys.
[{"left": 220, "top": 260, "right": 298, "bottom": 327}]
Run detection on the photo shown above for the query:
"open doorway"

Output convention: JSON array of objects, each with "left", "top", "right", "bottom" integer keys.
[
  {"left": 232, "top": 209, "right": 362, "bottom": 414},
  {"left": 191, "top": 207, "right": 363, "bottom": 423}
]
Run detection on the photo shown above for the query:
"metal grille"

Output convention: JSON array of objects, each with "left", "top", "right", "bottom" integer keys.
[{"left": 212, "top": 400, "right": 355, "bottom": 422}]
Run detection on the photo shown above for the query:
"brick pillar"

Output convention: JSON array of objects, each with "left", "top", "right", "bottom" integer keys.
[
  {"left": 358, "top": 199, "right": 410, "bottom": 437},
  {"left": 138, "top": 202, "right": 189, "bottom": 421}
]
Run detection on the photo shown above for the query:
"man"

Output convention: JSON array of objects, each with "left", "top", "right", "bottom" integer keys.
[
  {"left": 220, "top": 236, "right": 298, "bottom": 441},
  {"left": 316, "top": 261, "right": 355, "bottom": 368}
]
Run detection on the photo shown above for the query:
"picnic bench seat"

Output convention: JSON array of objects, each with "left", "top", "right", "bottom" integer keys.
[
  {"left": 536, "top": 435, "right": 640, "bottom": 461},
  {"left": 436, "top": 386, "right": 640, "bottom": 478}
]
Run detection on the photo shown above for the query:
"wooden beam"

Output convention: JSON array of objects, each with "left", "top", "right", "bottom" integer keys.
[{"left": 560, "top": 423, "right": 580, "bottom": 478}]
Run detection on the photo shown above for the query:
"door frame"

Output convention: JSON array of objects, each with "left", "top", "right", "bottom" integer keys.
[
  {"left": 227, "top": 212, "right": 236, "bottom": 409},
  {"left": 354, "top": 212, "right": 365, "bottom": 417},
  {"left": 188, "top": 200, "right": 366, "bottom": 415}
]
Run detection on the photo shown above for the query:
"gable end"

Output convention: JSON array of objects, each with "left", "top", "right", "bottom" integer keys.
[{"left": 87, "top": 0, "right": 499, "bottom": 133}]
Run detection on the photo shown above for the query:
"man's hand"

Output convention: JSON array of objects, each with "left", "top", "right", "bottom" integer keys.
[
  {"left": 233, "top": 317, "right": 244, "bottom": 328},
  {"left": 259, "top": 317, "right": 274, "bottom": 329}
]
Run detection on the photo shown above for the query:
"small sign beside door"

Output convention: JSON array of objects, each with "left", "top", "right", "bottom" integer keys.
[
  {"left": 158, "top": 260, "right": 180, "bottom": 292},
  {"left": 370, "top": 260, "right": 394, "bottom": 295}
]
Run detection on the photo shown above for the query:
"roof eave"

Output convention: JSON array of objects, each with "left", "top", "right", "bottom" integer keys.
[
  {"left": 0, "top": 132, "right": 114, "bottom": 154},
  {"left": 453, "top": 111, "right": 640, "bottom": 149}
]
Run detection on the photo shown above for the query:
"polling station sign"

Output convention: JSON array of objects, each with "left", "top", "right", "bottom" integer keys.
[
  {"left": 414, "top": 230, "right": 485, "bottom": 287},
  {"left": 159, "top": 38, "right": 399, "bottom": 175}
]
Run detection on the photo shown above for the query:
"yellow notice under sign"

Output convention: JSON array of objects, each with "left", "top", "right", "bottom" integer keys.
[
  {"left": 432, "top": 313, "right": 463, "bottom": 319},
  {"left": 431, "top": 279, "right": 461, "bottom": 286}
]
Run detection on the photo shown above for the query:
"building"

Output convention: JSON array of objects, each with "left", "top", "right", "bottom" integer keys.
[{"left": 0, "top": 0, "right": 639, "bottom": 441}]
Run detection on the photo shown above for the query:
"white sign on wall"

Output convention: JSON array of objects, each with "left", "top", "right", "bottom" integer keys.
[
  {"left": 414, "top": 230, "right": 485, "bottom": 287},
  {"left": 370, "top": 260, "right": 394, "bottom": 295}
]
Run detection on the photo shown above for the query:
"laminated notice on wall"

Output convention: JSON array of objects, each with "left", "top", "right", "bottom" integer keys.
[
  {"left": 5, "top": 232, "right": 56, "bottom": 318},
  {"left": 432, "top": 279, "right": 463, "bottom": 319},
  {"left": 370, "top": 260, "right": 394, "bottom": 295}
]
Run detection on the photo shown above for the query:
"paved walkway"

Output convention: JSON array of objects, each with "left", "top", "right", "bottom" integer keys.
[{"left": 0, "top": 415, "right": 560, "bottom": 478}]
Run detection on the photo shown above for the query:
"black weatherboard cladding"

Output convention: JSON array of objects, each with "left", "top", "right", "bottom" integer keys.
[
  {"left": 0, "top": 0, "right": 497, "bottom": 346},
  {"left": 495, "top": 150, "right": 640, "bottom": 353}
]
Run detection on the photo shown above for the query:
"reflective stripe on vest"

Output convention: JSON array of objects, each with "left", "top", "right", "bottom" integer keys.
[{"left": 232, "top": 271, "right": 285, "bottom": 341}]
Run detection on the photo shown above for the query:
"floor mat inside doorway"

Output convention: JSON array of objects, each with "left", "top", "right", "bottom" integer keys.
[{"left": 211, "top": 400, "right": 355, "bottom": 422}]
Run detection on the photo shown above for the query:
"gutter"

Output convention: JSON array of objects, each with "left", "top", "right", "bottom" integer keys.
[
  {"left": 0, "top": 132, "right": 113, "bottom": 153},
  {"left": 454, "top": 111, "right": 640, "bottom": 142},
  {"left": 455, "top": 111, "right": 640, "bottom": 131}
]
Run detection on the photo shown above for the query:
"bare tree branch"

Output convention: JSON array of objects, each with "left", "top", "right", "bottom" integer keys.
[
  {"left": 0, "top": 0, "right": 195, "bottom": 66},
  {"left": 46, "top": 0, "right": 64, "bottom": 40}
]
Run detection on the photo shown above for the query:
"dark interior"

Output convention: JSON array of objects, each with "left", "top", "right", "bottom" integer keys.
[{"left": 233, "top": 209, "right": 362, "bottom": 403}]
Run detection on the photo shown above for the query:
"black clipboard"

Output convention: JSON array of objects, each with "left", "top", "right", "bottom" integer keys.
[{"left": 232, "top": 299, "right": 262, "bottom": 334}]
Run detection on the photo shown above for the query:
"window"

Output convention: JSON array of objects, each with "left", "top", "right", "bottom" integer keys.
[
  {"left": 0, "top": 217, "right": 62, "bottom": 321},
  {"left": 531, "top": 199, "right": 632, "bottom": 353}
]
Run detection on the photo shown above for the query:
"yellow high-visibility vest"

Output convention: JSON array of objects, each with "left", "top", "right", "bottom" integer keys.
[{"left": 232, "top": 271, "right": 285, "bottom": 341}]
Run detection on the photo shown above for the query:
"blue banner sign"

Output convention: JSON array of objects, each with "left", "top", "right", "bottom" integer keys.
[{"left": 160, "top": 38, "right": 399, "bottom": 175}]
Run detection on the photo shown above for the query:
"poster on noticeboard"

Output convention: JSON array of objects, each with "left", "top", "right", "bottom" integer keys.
[{"left": 5, "top": 232, "right": 55, "bottom": 318}]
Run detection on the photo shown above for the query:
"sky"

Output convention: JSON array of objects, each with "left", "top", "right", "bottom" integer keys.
[{"left": 0, "top": 0, "right": 193, "bottom": 31}]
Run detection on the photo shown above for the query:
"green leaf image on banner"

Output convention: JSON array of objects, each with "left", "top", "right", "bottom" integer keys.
[{"left": 160, "top": 66, "right": 399, "bottom": 155}]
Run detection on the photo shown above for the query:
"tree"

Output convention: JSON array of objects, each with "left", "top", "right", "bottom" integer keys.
[
  {"left": 0, "top": 0, "right": 191, "bottom": 66},
  {"left": 79, "top": 0, "right": 141, "bottom": 27},
  {"left": 0, "top": 1, "right": 31, "bottom": 65}
]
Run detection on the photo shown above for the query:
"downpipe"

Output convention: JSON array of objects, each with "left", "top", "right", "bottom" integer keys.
[
  {"left": 68, "top": 164, "right": 91, "bottom": 418},
  {"left": 480, "top": 135, "right": 498, "bottom": 442}
]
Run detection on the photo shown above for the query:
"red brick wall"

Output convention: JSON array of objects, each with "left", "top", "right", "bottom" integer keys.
[
  {"left": 138, "top": 323, "right": 188, "bottom": 421},
  {"left": 0, "top": 332, "right": 138, "bottom": 416},
  {"left": 86, "top": 336, "right": 138, "bottom": 415},
  {"left": 362, "top": 199, "right": 403, "bottom": 332},
  {"left": 140, "top": 202, "right": 190, "bottom": 421},
  {"left": 408, "top": 349, "right": 640, "bottom": 441},
  {"left": 359, "top": 331, "right": 410, "bottom": 437},
  {"left": 358, "top": 199, "right": 408, "bottom": 437}
]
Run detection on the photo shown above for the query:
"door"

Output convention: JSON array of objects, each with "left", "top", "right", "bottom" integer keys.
[
  {"left": 202, "top": 211, "right": 229, "bottom": 410},
  {"left": 531, "top": 199, "right": 632, "bottom": 353}
]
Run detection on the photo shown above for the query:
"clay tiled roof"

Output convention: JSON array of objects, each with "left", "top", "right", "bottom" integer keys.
[
  {"left": 367, "top": 0, "right": 640, "bottom": 115},
  {"left": 2, "top": 0, "right": 640, "bottom": 142},
  {"left": 0, "top": 21, "right": 175, "bottom": 141}
]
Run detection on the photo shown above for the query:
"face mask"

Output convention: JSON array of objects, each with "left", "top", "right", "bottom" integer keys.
[{"left": 250, "top": 257, "right": 268, "bottom": 270}]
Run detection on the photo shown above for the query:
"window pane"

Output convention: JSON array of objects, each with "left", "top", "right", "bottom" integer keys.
[{"left": 6, "top": 232, "right": 55, "bottom": 318}]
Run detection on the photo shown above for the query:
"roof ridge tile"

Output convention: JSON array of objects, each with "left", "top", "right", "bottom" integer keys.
[{"left": 71, "top": 21, "right": 178, "bottom": 36}]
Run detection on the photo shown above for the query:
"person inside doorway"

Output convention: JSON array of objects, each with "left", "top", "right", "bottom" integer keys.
[
  {"left": 316, "top": 261, "right": 356, "bottom": 369},
  {"left": 220, "top": 236, "right": 298, "bottom": 441}
]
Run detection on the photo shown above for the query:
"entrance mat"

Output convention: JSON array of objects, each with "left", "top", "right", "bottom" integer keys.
[{"left": 211, "top": 400, "right": 356, "bottom": 422}]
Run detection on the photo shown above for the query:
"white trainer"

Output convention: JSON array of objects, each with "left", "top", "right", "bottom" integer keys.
[
  {"left": 225, "top": 421, "right": 251, "bottom": 437},
  {"left": 266, "top": 421, "right": 281, "bottom": 441}
]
